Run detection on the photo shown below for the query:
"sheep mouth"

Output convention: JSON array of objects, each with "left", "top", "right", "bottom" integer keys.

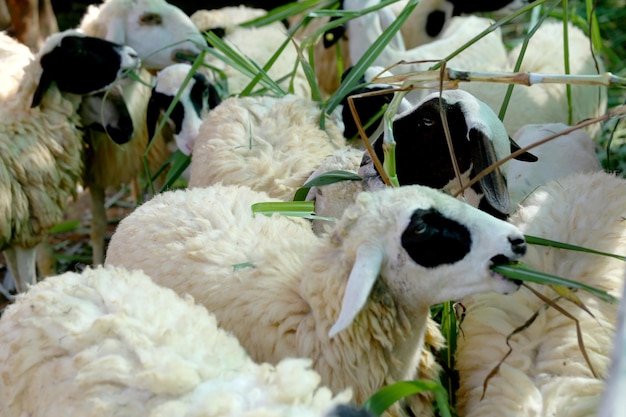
[{"left": 489, "top": 255, "right": 523, "bottom": 286}]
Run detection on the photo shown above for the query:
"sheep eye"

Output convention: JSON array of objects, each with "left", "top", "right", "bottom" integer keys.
[
  {"left": 140, "top": 13, "right": 163, "bottom": 26},
  {"left": 422, "top": 117, "right": 435, "bottom": 127},
  {"left": 414, "top": 222, "right": 427, "bottom": 234}
]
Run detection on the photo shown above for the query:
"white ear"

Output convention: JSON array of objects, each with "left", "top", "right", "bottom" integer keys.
[
  {"left": 105, "top": 16, "right": 127, "bottom": 44},
  {"left": 329, "top": 244, "right": 384, "bottom": 338}
]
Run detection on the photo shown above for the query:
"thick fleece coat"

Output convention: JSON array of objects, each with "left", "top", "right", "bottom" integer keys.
[
  {"left": 456, "top": 171, "right": 626, "bottom": 417},
  {"left": 188, "top": 94, "right": 347, "bottom": 201},
  {"left": 0, "top": 266, "right": 359, "bottom": 417},
  {"left": 106, "top": 183, "right": 527, "bottom": 416}
]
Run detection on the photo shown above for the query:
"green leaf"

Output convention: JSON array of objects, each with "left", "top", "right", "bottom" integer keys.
[
  {"left": 525, "top": 235, "right": 626, "bottom": 261},
  {"left": 363, "top": 380, "right": 451, "bottom": 417},
  {"left": 292, "top": 170, "right": 362, "bottom": 201},
  {"left": 491, "top": 262, "right": 618, "bottom": 304},
  {"left": 50, "top": 219, "right": 81, "bottom": 234}
]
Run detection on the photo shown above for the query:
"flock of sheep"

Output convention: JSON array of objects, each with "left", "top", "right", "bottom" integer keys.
[{"left": 0, "top": 0, "right": 624, "bottom": 416}]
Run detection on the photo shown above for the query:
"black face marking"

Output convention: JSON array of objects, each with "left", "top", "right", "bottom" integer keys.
[
  {"left": 449, "top": 0, "right": 523, "bottom": 15},
  {"left": 340, "top": 67, "right": 394, "bottom": 141},
  {"left": 401, "top": 208, "right": 472, "bottom": 268},
  {"left": 425, "top": 10, "right": 447, "bottom": 38},
  {"left": 147, "top": 91, "right": 184, "bottom": 142},
  {"left": 190, "top": 73, "right": 221, "bottom": 112},
  {"left": 37, "top": 36, "right": 125, "bottom": 99},
  {"left": 373, "top": 97, "right": 472, "bottom": 189}
]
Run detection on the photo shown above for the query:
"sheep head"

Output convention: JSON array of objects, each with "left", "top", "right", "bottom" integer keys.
[
  {"left": 329, "top": 184, "right": 526, "bottom": 337},
  {"left": 32, "top": 29, "right": 140, "bottom": 107},
  {"left": 88, "top": 0, "right": 207, "bottom": 71},
  {"left": 360, "top": 89, "right": 536, "bottom": 219},
  {"left": 147, "top": 63, "right": 221, "bottom": 155}
]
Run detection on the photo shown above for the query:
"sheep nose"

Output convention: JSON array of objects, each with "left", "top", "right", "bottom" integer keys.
[{"left": 509, "top": 235, "right": 527, "bottom": 257}]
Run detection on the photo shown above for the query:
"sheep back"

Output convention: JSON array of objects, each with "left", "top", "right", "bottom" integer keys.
[
  {"left": 0, "top": 265, "right": 352, "bottom": 417},
  {"left": 455, "top": 171, "right": 625, "bottom": 417},
  {"left": 0, "top": 35, "right": 84, "bottom": 249},
  {"left": 105, "top": 184, "right": 317, "bottom": 365},
  {"left": 188, "top": 94, "right": 347, "bottom": 200}
]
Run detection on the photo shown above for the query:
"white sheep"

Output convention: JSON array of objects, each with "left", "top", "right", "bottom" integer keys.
[
  {"left": 77, "top": 0, "right": 207, "bottom": 266},
  {"left": 290, "top": 0, "right": 528, "bottom": 98},
  {"left": 0, "top": 29, "right": 140, "bottom": 294},
  {"left": 0, "top": 265, "right": 366, "bottom": 417},
  {"left": 455, "top": 171, "right": 626, "bottom": 417},
  {"left": 506, "top": 123, "right": 602, "bottom": 208},
  {"left": 190, "top": 5, "right": 311, "bottom": 98},
  {"left": 105, "top": 182, "right": 528, "bottom": 416},
  {"left": 344, "top": 2, "right": 607, "bottom": 139},
  {"left": 460, "top": 20, "right": 607, "bottom": 139},
  {"left": 187, "top": 94, "right": 347, "bottom": 201}
]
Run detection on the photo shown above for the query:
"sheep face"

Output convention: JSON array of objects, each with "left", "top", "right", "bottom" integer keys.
[
  {"left": 103, "top": 0, "right": 206, "bottom": 70},
  {"left": 32, "top": 30, "right": 140, "bottom": 107},
  {"left": 147, "top": 63, "right": 221, "bottom": 155},
  {"left": 361, "top": 90, "right": 514, "bottom": 218},
  {"left": 329, "top": 184, "right": 526, "bottom": 336}
]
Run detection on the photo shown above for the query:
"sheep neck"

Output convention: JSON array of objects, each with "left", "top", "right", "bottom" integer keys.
[{"left": 297, "top": 244, "right": 431, "bottom": 404}]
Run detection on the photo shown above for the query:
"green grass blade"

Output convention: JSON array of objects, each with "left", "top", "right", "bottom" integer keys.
[
  {"left": 324, "top": 0, "right": 420, "bottom": 114},
  {"left": 492, "top": 262, "right": 618, "bottom": 304},
  {"left": 240, "top": 0, "right": 337, "bottom": 28},
  {"left": 292, "top": 170, "right": 362, "bottom": 201},
  {"left": 525, "top": 235, "right": 626, "bottom": 261},
  {"left": 363, "top": 380, "right": 451, "bottom": 417}
]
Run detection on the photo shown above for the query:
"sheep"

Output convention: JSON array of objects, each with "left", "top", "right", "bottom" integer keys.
[
  {"left": 0, "top": 29, "right": 140, "bottom": 294},
  {"left": 289, "top": 0, "right": 530, "bottom": 98},
  {"left": 105, "top": 182, "right": 528, "bottom": 416},
  {"left": 186, "top": 94, "right": 347, "bottom": 201},
  {"left": 310, "top": 89, "right": 536, "bottom": 238},
  {"left": 506, "top": 123, "right": 602, "bottom": 208},
  {"left": 77, "top": 0, "right": 207, "bottom": 266},
  {"left": 344, "top": 1, "right": 607, "bottom": 139},
  {"left": 147, "top": 63, "right": 222, "bottom": 156},
  {"left": 0, "top": 265, "right": 369, "bottom": 417},
  {"left": 460, "top": 20, "right": 608, "bottom": 140},
  {"left": 190, "top": 5, "right": 311, "bottom": 98},
  {"left": 454, "top": 171, "right": 626, "bottom": 417}
]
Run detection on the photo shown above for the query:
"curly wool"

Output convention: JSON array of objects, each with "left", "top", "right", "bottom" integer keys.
[
  {"left": 455, "top": 171, "right": 625, "bottom": 417},
  {"left": 0, "top": 266, "right": 354, "bottom": 417},
  {"left": 191, "top": 6, "right": 311, "bottom": 97},
  {"left": 188, "top": 94, "right": 347, "bottom": 201},
  {"left": 0, "top": 32, "right": 83, "bottom": 250},
  {"left": 105, "top": 184, "right": 443, "bottom": 416}
]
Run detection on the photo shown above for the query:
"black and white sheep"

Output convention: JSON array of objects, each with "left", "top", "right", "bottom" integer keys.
[
  {"left": 0, "top": 265, "right": 370, "bottom": 417},
  {"left": 0, "top": 29, "right": 140, "bottom": 294},
  {"left": 105, "top": 182, "right": 527, "bottom": 416},
  {"left": 77, "top": 0, "right": 207, "bottom": 266}
]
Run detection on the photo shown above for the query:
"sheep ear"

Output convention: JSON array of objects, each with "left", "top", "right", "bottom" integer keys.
[
  {"left": 469, "top": 128, "right": 510, "bottom": 216},
  {"left": 146, "top": 88, "right": 163, "bottom": 145},
  {"left": 510, "top": 137, "right": 538, "bottom": 162},
  {"left": 32, "top": 69, "right": 53, "bottom": 107},
  {"left": 80, "top": 88, "right": 134, "bottom": 145},
  {"left": 329, "top": 244, "right": 384, "bottom": 338}
]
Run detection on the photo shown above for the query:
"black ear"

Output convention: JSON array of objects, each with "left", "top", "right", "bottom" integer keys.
[
  {"left": 469, "top": 128, "right": 511, "bottom": 217},
  {"left": 31, "top": 69, "right": 53, "bottom": 107},
  {"left": 79, "top": 88, "right": 134, "bottom": 145},
  {"left": 146, "top": 88, "right": 164, "bottom": 146},
  {"left": 510, "top": 137, "right": 538, "bottom": 162},
  {"left": 206, "top": 81, "right": 222, "bottom": 110}
]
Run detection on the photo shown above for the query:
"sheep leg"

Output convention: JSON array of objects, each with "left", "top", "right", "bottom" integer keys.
[
  {"left": 3, "top": 246, "right": 37, "bottom": 293},
  {"left": 89, "top": 183, "right": 107, "bottom": 266}
]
